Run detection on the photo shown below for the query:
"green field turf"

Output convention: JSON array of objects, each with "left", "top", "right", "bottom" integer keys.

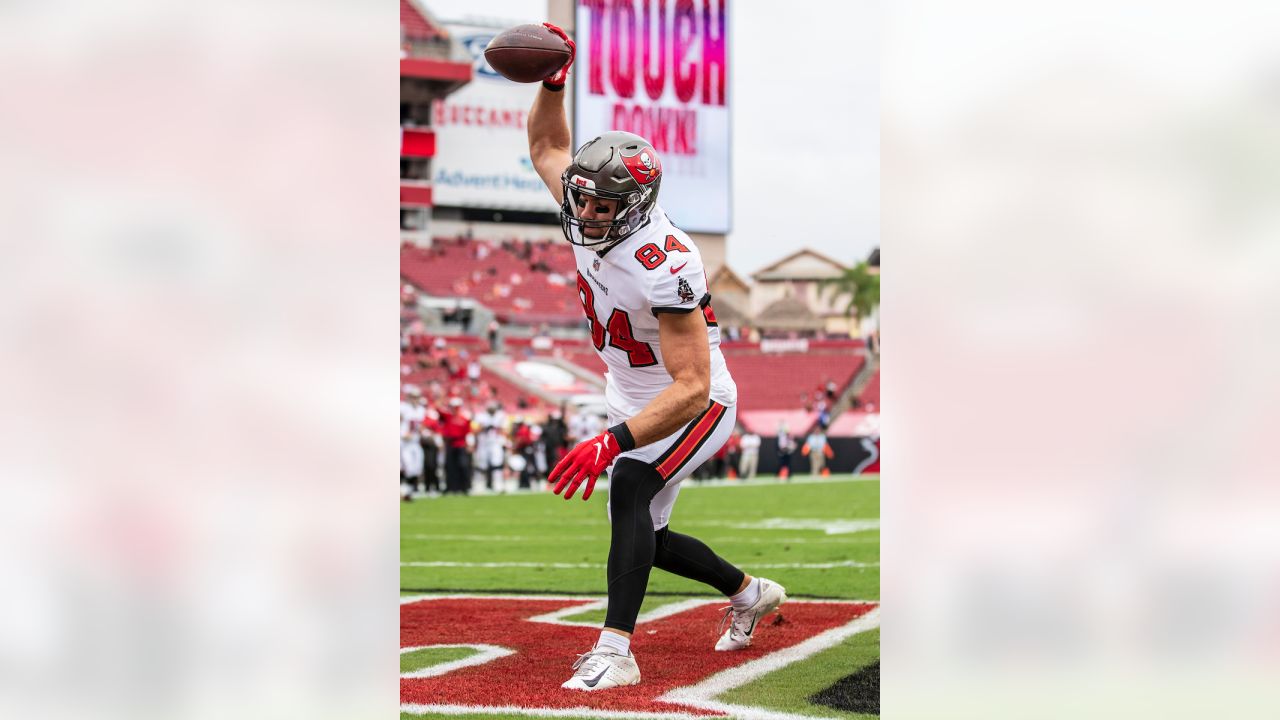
[{"left": 401, "top": 473, "right": 879, "bottom": 719}]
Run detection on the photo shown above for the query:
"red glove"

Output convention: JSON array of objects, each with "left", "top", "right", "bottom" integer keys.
[
  {"left": 542, "top": 22, "right": 576, "bottom": 90},
  {"left": 550, "top": 429, "right": 620, "bottom": 501}
]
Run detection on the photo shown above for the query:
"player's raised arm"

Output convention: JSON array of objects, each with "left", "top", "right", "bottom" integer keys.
[{"left": 527, "top": 23, "right": 575, "bottom": 205}]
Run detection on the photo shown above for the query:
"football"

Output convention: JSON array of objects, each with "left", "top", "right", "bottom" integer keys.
[{"left": 483, "top": 24, "right": 572, "bottom": 84}]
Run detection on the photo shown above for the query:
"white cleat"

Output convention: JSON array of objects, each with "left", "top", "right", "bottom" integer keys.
[
  {"left": 716, "top": 578, "right": 788, "bottom": 651},
  {"left": 560, "top": 648, "right": 641, "bottom": 690}
]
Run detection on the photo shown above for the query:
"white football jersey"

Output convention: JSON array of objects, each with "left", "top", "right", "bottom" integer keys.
[{"left": 571, "top": 205, "right": 737, "bottom": 422}]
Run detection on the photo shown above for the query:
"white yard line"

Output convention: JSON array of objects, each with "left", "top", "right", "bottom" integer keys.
[
  {"left": 658, "top": 607, "right": 882, "bottom": 720},
  {"left": 405, "top": 533, "right": 875, "bottom": 544},
  {"left": 400, "top": 704, "right": 710, "bottom": 719},
  {"left": 400, "top": 643, "right": 515, "bottom": 679},
  {"left": 402, "top": 560, "right": 877, "bottom": 569}
]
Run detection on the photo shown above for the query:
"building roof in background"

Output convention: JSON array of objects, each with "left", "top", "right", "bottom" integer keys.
[
  {"left": 752, "top": 248, "right": 848, "bottom": 282},
  {"left": 709, "top": 265, "right": 752, "bottom": 295}
]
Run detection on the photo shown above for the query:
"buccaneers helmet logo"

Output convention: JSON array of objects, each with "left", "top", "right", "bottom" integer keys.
[{"left": 621, "top": 148, "right": 661, "bottom": 185}]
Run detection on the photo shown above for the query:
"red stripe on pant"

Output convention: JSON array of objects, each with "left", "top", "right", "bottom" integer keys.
[{"left": 655, "top": 402, "right": 726, "bottom": 479}]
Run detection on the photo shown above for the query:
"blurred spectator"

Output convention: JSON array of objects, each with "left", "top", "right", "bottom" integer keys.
[
  {"left": 825, "top": 378, "right": 837, "bottom": 400},
  {"left": 467, "top": 358, "right": 482, "bottom": 384},
  {"left": 542, "top": 407, "right": 569, "bottom": 474},
  {"left": 488, "top": 320, "right": 501, "bottom": 352},
  {"left": 401, "top": 430, "right": 423, "bottom": 501},
  {"left": 419, "top": 405, "right": 441, "bottom": 495},
  {"left": 739, "top": 431, "right": 761, "bottom": 479},
  {"left": 711, "top": 440, "right": 730, "bottom": 480},
  {"left": 439, "top": 397, "right": 472, "bottom": 494},
  {"left": 474, "top": 401, "right": 507, "bottom": 493},
  {"left": 777, "top": 423, "right": 795, "bottom": 481},
  {"left": 725, "top": 429, "right": 742, "bottom": 480},
  {"left": 512, "top": 417, "right": 538, "bottom": 489},
  {"left": 802, "top": 425, "right": 834, "bottom": 478}
]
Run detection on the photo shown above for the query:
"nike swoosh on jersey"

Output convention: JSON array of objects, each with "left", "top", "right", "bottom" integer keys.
[
  {"left": 583, "top": 667, "right": 609, "bottom": 687},
  {"left": 670, "top": 262, "right": 688, "bottom": 274}
]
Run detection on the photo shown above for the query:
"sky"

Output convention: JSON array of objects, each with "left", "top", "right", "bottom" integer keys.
[{"left": 420, "top": 0, "right": 881, "bottom": 276}]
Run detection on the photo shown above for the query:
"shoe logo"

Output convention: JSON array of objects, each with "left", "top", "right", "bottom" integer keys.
[
  {"left": 582, "top": 667, "right": 609, "bottom": 688},
  {"left": 669, "top": 262, "right": 688, "bottom": 274},
  {"left": 746, "top": 615, "right": 758, "bottom": 635}
]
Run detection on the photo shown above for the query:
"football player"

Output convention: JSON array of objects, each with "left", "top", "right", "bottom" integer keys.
[{"left": 528, "top": 24, "right": 787, "bottom": 691}]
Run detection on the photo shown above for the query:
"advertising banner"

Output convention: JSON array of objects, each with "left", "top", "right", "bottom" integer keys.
[
  {"left": 575, "top": 0, "right": 731, "bottom": 233},
  {"left": 430, "top": 23, "right": 561, "bottom": 211}
]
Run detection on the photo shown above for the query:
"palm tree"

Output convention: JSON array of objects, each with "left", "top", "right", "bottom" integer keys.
[{"left": 822, "top": 261, "right": 879, "bottom": 328}]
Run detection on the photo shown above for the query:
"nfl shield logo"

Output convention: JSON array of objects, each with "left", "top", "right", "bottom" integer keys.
[{"left": 593, "top": 258, "right": 601, "bottom": 271}]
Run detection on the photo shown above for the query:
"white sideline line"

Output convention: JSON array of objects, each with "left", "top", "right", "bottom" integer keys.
[
  {"left": 400, "top": 643, "right": 514, "bottom": 679},
  {"left": 400, "top": 594, "right": 880, "bottom": 606},
  {"left": 405, "top": 533, "right": 875, "bottom": 544},
  {"left": 400, "top": 704, "right": 708, "bottom": 719},
  {"left": 658, "top": 607, "right": 882, "bottom": 720},
  {"left": 402, "top": 560, "right": 878, "bottom": 569}
]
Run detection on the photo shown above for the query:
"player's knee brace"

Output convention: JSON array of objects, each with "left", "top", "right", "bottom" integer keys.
[{"left": 603, "top": 458, "right": 666, "bottom": 633}]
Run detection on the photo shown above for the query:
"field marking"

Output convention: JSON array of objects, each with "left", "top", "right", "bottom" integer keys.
[
  {"left": 405, "top": 533, "right": 875, "bottom": 545},
  {"left": 658, "top": 606, "right": 881, "bottom": 720},
  {"left": 401, "top": 474, "right": 880, "bottom": 503},
  {"left": 685, "top": 518, "right": 879, "bottom": 535},
  {"left": 403, "top": 594, "right": 880, "bottom": 606},
  {"left": 401, "top": 595, "right": 880, "bottom": 720},
  {"left": 400, "top": 643, "right": 515, "bottom": 679},
  {"left": 402, "top": 560, "right": 878, "bottom": 570},
  {"left": 400, "top": 704, "right": 709, "bottom": 719}
]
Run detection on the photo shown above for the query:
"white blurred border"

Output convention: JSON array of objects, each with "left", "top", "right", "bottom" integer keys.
[
  {"left": 0, "top": 2, "right": 396, "bottom": 718},
  {"left": 885, "top": 1, "right": 1280, "bottom": 718}
]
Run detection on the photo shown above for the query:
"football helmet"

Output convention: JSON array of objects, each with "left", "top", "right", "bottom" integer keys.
[{"left": 559, "top": 131, "right": 662, "bottom": 251}]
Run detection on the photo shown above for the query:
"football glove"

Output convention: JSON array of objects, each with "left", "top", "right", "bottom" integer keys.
[
  {"left": 549, "top": 429, "right": 621, "bottom": 501},
  {"left": 541, "top": 22, "right": 576, "bottom": 91}
]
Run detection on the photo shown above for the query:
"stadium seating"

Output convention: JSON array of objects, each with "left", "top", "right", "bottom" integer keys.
[
  {"left": 720, "top": 348, "right": 865, "bottom": 412},
  {"left": 401, "top": 238, "right": 581, "bottom": 325},
  {"left": 856, "top": 369, "right": 879, "bottom": 409}
]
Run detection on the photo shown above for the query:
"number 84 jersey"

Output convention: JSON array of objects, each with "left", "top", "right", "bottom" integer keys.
[{"left": 571, "top": 206, "right": 738, "bottom": 421}]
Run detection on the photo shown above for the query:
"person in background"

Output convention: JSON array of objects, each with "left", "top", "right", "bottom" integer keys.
[
  {"left": 512, "top": 417, "right": 538, "bottom": 489},
  {"left": 802, "top": 424, "right": 835, "bottom": 478},
  {"left": 474, "top": 401, "right": 508, "bottom": 493},
  {"left": 401, "top": 429, "right": 424, "bottom": 501},
  {"left": 542, "top": 407, "right": 569, "bottom": 475},
  {"left": 724, "top": 429, "right": 742, "bottom": 480},
  {"left": 488, "top": 320, "right": 501, "bottom": 353},
  {"left": 419, "top": 404, "right": 441, "bottom": 496},
  {"left": 439, "top": 397, "right": 472, "bottom": 494},
  {"left": 777, "top": 423, "right": 795, "bottom": 481},
  {"left": 738, "top": 430, "right": 761, "bottom": 480}
]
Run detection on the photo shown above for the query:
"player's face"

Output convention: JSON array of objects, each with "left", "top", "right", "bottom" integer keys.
[{"left": 574, "top": 193, "right": 619, "bottom": 239}]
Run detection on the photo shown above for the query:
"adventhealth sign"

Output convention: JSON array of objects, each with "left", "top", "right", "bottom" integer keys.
[
  {"left": 430, "top": 23, "right": 560, "bottom": 211},
  {"left": 576, "top": 0, "right": 732, "bottom": 233}
]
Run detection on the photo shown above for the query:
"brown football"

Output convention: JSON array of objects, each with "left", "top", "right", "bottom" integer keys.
[{"left": 483, "top": 24, "right": 572, "bottom": 84}]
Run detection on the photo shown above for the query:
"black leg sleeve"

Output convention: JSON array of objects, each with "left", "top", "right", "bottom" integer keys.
[
  {"left": 653, "top": 526, "right": 747, "bottom": 597},
  {"left": 602, "top": 459, "right": 667, "bottom": 634}
]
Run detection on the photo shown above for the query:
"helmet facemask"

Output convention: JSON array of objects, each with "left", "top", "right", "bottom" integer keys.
[{"left": 560, "top": 180, "right": 657, "bottom": 251}]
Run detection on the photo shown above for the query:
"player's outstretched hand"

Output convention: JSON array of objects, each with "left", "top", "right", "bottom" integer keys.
[
  {"left": 541, "top": 22, "right": 576, "bottom": 90},
  {"left": 549, "top": 430, "right": 620, "bottom": 501}
]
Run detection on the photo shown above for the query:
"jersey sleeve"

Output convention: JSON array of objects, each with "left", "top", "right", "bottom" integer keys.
[{"left": 647, "top": 245, "right": 710, "bottom": 316}]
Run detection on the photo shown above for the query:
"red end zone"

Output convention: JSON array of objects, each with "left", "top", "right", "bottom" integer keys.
[{"left": 400, "top": 595, "right": 878, "bottom": 716}]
